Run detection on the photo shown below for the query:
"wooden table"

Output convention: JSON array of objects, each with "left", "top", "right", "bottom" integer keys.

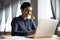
[
  {"left": 0, "top": 34, "right": 60, "bottom": 40},
  {"left": 0, "top": 33, "right": 11, "bottom": 38},
  {"left": 32, "top": 35, "right": 60, "bottom": 40}
]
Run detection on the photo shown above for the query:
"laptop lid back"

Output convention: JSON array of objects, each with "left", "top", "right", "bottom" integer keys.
[{"left": 35, "top": 19, "right": 58, "bottom": 38}]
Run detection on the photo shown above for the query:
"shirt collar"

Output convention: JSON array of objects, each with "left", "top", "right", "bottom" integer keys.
[{"left": 19, "top": 15, "right": 28, "bottom": 21}]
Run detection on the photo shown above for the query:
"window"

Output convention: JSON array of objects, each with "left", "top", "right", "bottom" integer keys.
[
  {"left": 38, "top": 0, "right": 53, "bottom": 19},
  {"left": 0, "top": 0, "right": 31, "bottom": 32}
]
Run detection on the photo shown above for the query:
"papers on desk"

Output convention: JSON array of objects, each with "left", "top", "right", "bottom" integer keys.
[{"left": 0, "top": 36, "right": 32, "bottom": 40}]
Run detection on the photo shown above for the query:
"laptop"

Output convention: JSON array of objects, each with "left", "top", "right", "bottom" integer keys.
[{"left": 27, "top": 19, "right": 59, "bottom": 38}]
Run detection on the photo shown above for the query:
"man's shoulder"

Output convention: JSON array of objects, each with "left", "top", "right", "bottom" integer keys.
[
  {"left": 13, "top": 17, "right": 18, "bottom": 20},
  {"left": 12, "top": 16, "right": 20, "bottom": 21}
]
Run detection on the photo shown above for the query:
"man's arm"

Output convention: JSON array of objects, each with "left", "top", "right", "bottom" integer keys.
[
  {"left": 11, "top": 18, "right": 28, "bottom": 36},
  {"left": 27, "top": 19, "right": 36, "bottom": 35},
  {"left": 31, "top": 19, "right": 37, "bottom": 30}
]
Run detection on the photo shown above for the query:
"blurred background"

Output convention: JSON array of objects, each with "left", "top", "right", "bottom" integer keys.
[{"left": 0, "top": 0, "right": 60, "bottom": 35}]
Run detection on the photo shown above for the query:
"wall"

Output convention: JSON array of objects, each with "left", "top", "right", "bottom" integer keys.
[
  {"left": 0, "top": 10, "right": 3, "bottom": 26},
  {"left": 31, "top": 0, "right": 38, "bottom": 26}
]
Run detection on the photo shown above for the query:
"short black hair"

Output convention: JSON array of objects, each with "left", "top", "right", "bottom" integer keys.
[{"left": 20, "top": 2, "right": 31, "bottom": 10}]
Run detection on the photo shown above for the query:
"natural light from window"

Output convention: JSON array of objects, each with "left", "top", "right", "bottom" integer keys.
[{"left": 38, "top": 0, "right": 53, "bottom": 19}]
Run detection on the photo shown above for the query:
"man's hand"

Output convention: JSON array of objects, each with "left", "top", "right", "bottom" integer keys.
[{"left": 27, "top": 30, "right": 36, "bottom": 35}]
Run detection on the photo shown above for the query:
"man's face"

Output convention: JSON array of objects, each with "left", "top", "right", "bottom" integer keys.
[{"left": 22, "top": 7, "right": 32, "bottom": 18}]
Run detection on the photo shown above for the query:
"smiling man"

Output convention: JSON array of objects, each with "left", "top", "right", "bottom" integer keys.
[{"left": 11, "top": 2, "right": 36, "bottom": 36}]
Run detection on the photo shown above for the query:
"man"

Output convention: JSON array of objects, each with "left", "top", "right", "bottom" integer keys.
[{"left": 11, "top": 2, "right": 36, "bottom": 36}]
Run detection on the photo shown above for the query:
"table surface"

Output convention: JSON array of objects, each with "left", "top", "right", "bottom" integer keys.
[
  {"left": 0, "top": 34, "right": 60, "bottom": 40},
  {"left": 28, "top": 35, "right": 60, "bottom": 40}
]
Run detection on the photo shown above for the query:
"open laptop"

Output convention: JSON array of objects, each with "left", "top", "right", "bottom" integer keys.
[{"left": 27, "top": 19, "right": 59, "bottom": 38}]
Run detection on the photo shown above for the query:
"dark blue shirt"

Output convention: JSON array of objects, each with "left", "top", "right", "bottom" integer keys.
[{"left": 11, "top": 15, "right": 36, "bottom": 36}]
